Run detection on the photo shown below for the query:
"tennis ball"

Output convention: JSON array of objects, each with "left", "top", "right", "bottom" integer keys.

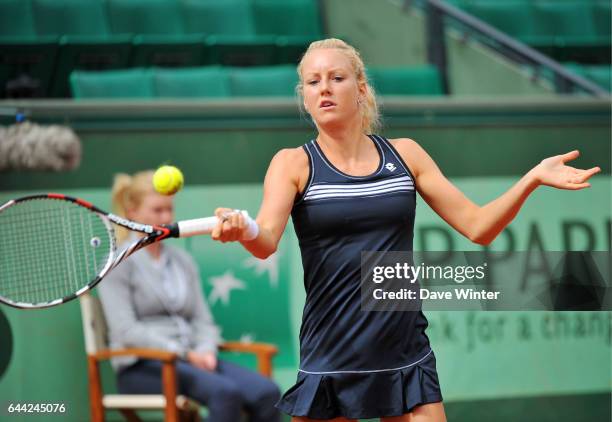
[{"left": 153, "top": 165, "right": 184, "bottom": 195}]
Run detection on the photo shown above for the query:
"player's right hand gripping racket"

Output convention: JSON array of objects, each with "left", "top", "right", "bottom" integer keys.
[{"left": 0, "top": 194, "right": 258, "bottom": 309}]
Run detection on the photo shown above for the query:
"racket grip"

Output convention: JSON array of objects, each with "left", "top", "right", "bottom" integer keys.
[
  {"left": 176, "top": 211, "right": 259, "bottom": 241},
  {"left": 176, "top": 217, "right": 218, "bottom": 237}
]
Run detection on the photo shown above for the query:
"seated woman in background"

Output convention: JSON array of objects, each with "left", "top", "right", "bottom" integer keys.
[{"left": 99, "top": 170, "right": 280, "bottom": 422}]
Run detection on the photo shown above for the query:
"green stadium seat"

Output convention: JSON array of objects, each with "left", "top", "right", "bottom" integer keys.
[
  {"left": 531, "top": 2, "right": 609, "bottom": 62},
  {"left": 107, "top": 0, "right": 205, "bottom": 68},
  {"left": 531, "top": 3, "right": 598, "bottom": 47},
  {"left": 181, "top": 0, "right": 256, "bottom": 37},
  {"left": 274, "top": 35, "right": 317, "bottom": 64},
  {"left": 250, "top": 0, "right": 318, "bottom": 3},
  {"left": 205, "top": 35, "right": 277, "bottom": 66},
  {"left": 70, "top": 68, "right": 154, "bottom": 99},
  {"left": 565, "top": 62, "right": 611, "bottom": 92},
  {"left": 0, "top": 0, "right": 57, "bottom": 97},
  {"left": 461, "top": 1, "right": 609, "bottom": 62},
  {"left": 462, "top": 2, "right": 536, "bottom": 42},
  {"left": 593, "top": 2, "right": 611, "bottom": 42},
  {"left": 0, "top": 0, "right": 37, "bottom": 38},
  {"left": 253, "top": 0, "right": 322, "bottom": 38},
  {"left": 253, "top": 0, "right": 322, "bottom": 64},
  {"left": 31, "top": 0, "right": 132, "bottom": 97},
  {"left": 585, "top": 65, "right": 611, "bottom": 91},
  {"left": 368, "top": 66, "right": 444, "bottom": 96},
  {"left": 129, "top": 34, "right": 205, "bottom": 67},
  {"left": 107, "top": 0, "right": 183, "bottom": 36},
  {"left": 0, "top": 38, "right": 57, "bottom": 97},
  {"left": 180, "top": 0, "right": 277, "bottom": 66},
  {"left": 154, "top": 66, "right": 231, "bottom": 98},
  {"left": 48, "top": 36, "right": 132, "bottom": 97},
  {"left": 32, "top": 0, "right": 109, "bottom": 37},
  {"left": 229, "top": 65, "right": 298, "bottom": 96}
]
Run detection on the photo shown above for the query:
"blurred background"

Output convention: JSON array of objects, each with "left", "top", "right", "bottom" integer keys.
[{"left": 0, "top": 0, "right": 610, "bottom": 421}]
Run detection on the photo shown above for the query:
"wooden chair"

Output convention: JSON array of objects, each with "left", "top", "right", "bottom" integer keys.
[{"left": 79, "top": 292, "right": 278, "bottom": 422}]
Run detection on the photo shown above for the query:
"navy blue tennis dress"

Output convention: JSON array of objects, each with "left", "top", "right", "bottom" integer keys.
[{"left": 276, "top": 134, "right": 442, "bottom": 419}]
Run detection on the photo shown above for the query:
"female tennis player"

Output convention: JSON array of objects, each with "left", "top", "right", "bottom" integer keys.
[{"left": 211, "top": 39, "right": 600, "bottom": 422}]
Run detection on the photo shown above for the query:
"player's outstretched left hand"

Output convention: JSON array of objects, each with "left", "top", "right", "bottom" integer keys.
[{"left": 532, "top": 150, "right": 600, "bottom": 190}]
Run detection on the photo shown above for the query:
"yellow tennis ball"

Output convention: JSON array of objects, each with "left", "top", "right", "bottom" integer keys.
[{"left": 153, "top": 165, "right": 184, "bottom": 195}]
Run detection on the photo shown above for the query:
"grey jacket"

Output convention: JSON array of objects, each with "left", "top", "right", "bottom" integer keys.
[{"left": 98, "top": 242, "right": 222, "bottom": 372}]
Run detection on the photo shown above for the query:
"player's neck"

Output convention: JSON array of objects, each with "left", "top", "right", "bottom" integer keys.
[{"left": 317, "top": 125, "right": 370, "bottom": 161}]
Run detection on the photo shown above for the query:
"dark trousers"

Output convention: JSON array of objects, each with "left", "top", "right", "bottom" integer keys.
[{"left": 118, "top": 359, "right": 281, "bottom": 422}]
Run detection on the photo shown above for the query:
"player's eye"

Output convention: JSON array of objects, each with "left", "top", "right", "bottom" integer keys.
[
  {"left": 333, "top": 76, "right": 344, "bottom": 82},
  {"left": 307, "top": 80, "right": 319, "bottom": 85}
]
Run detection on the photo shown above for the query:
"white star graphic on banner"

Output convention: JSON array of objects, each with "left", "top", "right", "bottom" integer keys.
[
  {"left": 208, "top": 270, "right": 246, "bottom": 306},
  {"left": 239, "top": 333, "right": 256, "bottom": 344},
  {"left": 243, "top": 252, "right": 279, "bottom": 288}
]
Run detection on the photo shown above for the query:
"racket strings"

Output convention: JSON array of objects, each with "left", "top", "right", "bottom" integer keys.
[
  {"left": 4, "top": 210, "right": 67, "bottom": 300},
  {"left": 2, "top": 204, "right": 102, "bottom": 302},
  {"left": 2, "top": 205, "right": 76, "bottom": 302},
  {"left": 0, "top": 199, "right": 112, "bottom": 305}
]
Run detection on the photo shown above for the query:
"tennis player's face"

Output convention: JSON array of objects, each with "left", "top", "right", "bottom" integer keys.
[
  {"left": 130, "top": 192, "right": 175, "bottom": 227},
  {"left": 301, "top": 49, "right": 364, "bottom": 129}
]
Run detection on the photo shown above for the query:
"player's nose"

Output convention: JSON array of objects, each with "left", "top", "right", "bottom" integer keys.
[{"left": 319, "top": 78, "right": 332, "bottom": 94}]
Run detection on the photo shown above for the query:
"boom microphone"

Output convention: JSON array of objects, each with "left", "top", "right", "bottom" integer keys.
[{"left": 0, "top": 121, "right": 81, "bottom": 172}]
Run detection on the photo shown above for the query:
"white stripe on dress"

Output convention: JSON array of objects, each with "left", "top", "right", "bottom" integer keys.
[
  {"left": 306, "top": 184, "right": 414, "bottom": 200},
  {"left": 307, "top": 180, "right": 413, "bottom": 196},
  {"left": 299, "top": 348, "right": 433, "bottom": 374},
  {"left": 304, "top": 175, "right": 414, "bottom": 201},
  {"left": 307, "top": 175, "right": 412, "bottom": 192},
  {"left": 306, "top": 185, "right": 414, "bottom": 201}
]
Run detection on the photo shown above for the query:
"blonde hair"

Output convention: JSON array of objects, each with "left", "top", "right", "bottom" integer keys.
[
  {"left": 111, "top": 170, "right": 156, "bottom": 243},
  {"left": 296, "top": 38, "right": 381, "bottom": 134}
]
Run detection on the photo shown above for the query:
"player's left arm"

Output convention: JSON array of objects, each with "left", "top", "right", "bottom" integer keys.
[{"left": 391, "top": 138, "right": 600, "bottom": 245}]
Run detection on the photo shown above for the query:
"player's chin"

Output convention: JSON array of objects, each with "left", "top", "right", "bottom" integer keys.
[{"left": 313, "top": 112, "right": 343, "bottom": 128}]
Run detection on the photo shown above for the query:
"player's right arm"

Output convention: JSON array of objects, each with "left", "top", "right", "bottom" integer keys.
[{"left": 211, "top": 147, "right": 308, "bottom": 258}]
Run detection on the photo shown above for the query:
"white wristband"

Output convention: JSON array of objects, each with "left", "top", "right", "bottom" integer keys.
[{"left": 241, "top": 213, "right": 259, "bottom": 241}]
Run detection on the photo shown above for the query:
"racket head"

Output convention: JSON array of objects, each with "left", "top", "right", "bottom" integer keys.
[{"left": 0, "top": 194, "right": 116, "bottom": 309}]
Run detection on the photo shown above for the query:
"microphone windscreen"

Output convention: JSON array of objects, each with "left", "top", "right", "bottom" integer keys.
[{"left": 0, "top": 122, "right": 82, "bottom": 171}]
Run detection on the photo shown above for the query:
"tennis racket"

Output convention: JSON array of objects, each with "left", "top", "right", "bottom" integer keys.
[{"left": 0, "top": 193, "right": 257, "bottom": 309}]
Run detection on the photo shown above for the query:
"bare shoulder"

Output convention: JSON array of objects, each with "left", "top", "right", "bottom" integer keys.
[
  {"left": 388, "top": 137, "right": 427, "bottom": 177},
  {"left": 267, "top": 146, "right": 310, "bottom": 190},
  {"left": 270, "top": 147, "right": 309, "bottom": 174},
  {"left": 389, "top": 137, "right": 423, "bottom": 155},
  {"left": 272, "top": 146, "right": 308, "bottom": 165}
]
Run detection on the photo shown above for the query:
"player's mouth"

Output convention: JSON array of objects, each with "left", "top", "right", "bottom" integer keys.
[{"left": 319, "top": 100, "right": 336, "bottom": 109}]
